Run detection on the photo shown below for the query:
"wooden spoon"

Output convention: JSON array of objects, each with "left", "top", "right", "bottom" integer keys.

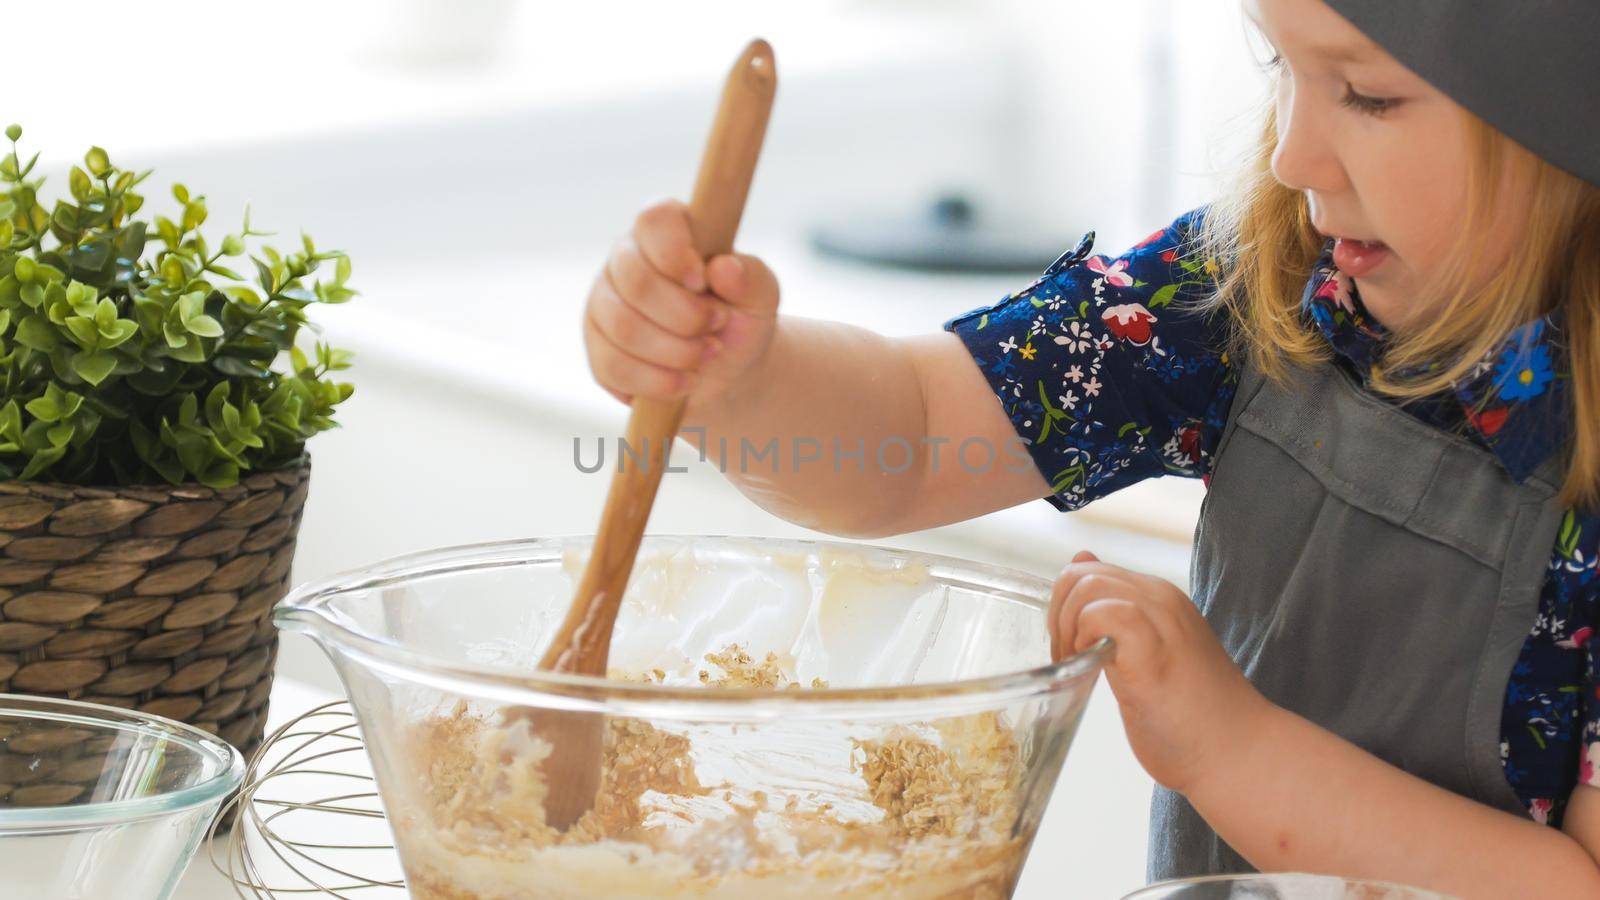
[{"left": 524, "top": 38, "right": 777, "bottom": 831}]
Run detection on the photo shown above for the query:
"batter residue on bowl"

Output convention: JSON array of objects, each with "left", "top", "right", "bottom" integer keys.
[{"left": 397, "top": 645, "right": 1030, "bottom": 899}]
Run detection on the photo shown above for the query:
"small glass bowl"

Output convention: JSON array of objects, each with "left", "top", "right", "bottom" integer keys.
[{"left": 0, "top": 693, "right": 246, "bottom": 900}]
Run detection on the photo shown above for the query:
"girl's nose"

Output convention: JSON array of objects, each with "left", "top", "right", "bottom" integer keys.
[{"left": 1269, "top": 78, "right": 1348, "bottom": 196}]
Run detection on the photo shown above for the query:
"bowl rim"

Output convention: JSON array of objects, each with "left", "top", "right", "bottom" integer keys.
[
  {"left": 0, "top": 693, "right": 246, "bottom": 830},
  {"left": 1123, "top": 872, "right": 1456, "bottom": 898},
  {"left": 274, "top": 534, "right": 1113, "bottom": 720}
]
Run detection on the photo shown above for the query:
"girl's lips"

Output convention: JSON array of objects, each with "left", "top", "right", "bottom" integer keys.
[{"left": 1331, "top": 237, "right": 1390, "bottom": 277}]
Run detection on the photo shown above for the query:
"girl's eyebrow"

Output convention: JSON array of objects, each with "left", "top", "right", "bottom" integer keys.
[{"left": 1309, "top": 39, "right": 1383, "bottom": 65}]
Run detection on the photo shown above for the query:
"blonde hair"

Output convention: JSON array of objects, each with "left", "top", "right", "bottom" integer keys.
[{"left": 1196, "top": 100, "right": 1600, "bottom": 511}]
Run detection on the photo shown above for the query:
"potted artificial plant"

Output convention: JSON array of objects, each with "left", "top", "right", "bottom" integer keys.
[{"left": 0, "top": 125, "right": 355, "bottom": 785}]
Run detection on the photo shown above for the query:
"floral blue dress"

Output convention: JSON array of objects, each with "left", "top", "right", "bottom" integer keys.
[{"left": 944, "top": 208, "right": 1600, "bottom": 827}]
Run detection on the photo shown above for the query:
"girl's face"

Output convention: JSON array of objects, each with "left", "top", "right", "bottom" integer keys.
[{"left": 1246, "top": 0, "right": 1533, "bottom": 330}]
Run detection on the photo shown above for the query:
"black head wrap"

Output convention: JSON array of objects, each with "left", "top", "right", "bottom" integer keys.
[{"left": 1326, "top": 0, "right": 1599, "bottom": 186}]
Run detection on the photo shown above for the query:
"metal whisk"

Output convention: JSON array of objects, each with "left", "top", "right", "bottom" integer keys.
[{"left": 208, "top": 701, "right": 405, "bottom": 897}]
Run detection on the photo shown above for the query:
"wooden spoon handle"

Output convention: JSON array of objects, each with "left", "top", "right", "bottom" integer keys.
[{"left": 542, "top": 39, "right": 777, "bottom": 675}]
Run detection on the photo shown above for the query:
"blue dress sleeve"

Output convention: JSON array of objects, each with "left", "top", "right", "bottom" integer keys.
[{"left": 943, "top": 207, "right": 1236, "bottom": 511}]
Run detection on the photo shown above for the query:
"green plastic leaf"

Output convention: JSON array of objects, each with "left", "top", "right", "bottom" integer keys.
[
  {"left": 66, "top": 281, "right": 98, "bottom": 314},
  {"left": 162, "top": 315, "right": 189, "bottom": 349},
  {"left": 101, "top": 320, "right": 138, "bottom": 348},
  {"left": 157, "top": 216, "right": 181, "bottom": 248},
  {"left": 13, "top": 256, "right": 35, "bottom": 283},
  {"left": 186, "top": 314, "right": 223, "bottom": 338},
  {"left": 71, "top": 351, "right": 117, "bottom": 386},
  {"left": 252, "top": 257, "right": 277, "bottom": 293},
  {"left": 115, "top": 221, "right": 147, "bottom": 262},
  {"left": 182, "top": 199, "right": 207, "bottom": 232},
  {"left": 84, "top": 146, "right": 111, "bottom": 177},
  {"left": 178, "top": 393, "right": 200, "bottom": 427},
  {"left": 15, "top": 314, "right": 57, "bottom": 351},
  {"left": 67, "top": 239, "right": 112, "bottom": 274},
  {"left": 169, "top": 336, "right": 207, "bottom": 362},
  {"left": 4, "top": 124, "right": 19, "bottom": 142},
  {"left": 177, "top": 290, "right": 205, "bottom": 324},
  {"left": 69, "top": 166, "right": 91, "bottom": 202},
  {"left": 172, "top": 183, "right": 190, "bottom": 205},
  {"left": 221, "top": 402, "right": 242, "bottom": 438},
  {"left": 25, "top": 394, "right": 60, "bottom": 422},
  {"left": 174, "top": 432, "right": 209, "bottom": 474},
  {"left": 64, "top": 316, "right": 100, "bottom": 349},
  {"left": 222, "top": 286, "right": 261, "bottom": 306},
  {"left": 212, "top": 355, "right": 268, "bottom": 378},
  {"left": 58, "top": 389, "right": 83, "bottom": 419},
  {"left": 93, "top": 297, "right": 117, "bottom": 328},
  {"left": 199, "top": 460, "right": 239, "bottom": 489},
  {"left": 19, "top": 444, "right": 65, "bottom": 479},
  {"left": 205, "top": 382, "right": 230, "bottom": 426},
  {"left": 0, "top": 400, "right": 21, "bottom": 440},
  {"left": 160, "top": 255, "right": 185, "bottom": 285},
  {"left": 335, "top": 254, "right": 351, "bottom": 285}
]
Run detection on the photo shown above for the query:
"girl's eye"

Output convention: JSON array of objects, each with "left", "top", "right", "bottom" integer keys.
[
  {"left": 1340, "top": 84, "right": 1400, "bottom": 116},
  {"left": 1261, "top": 51, "right": 1286, "bottom": 73}
]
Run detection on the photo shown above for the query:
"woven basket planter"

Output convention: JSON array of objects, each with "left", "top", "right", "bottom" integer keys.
[{"left": 0, "top": 461, "right": 308, "bottom": 805}]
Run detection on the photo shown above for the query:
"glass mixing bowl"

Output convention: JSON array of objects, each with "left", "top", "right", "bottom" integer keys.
[
  {"left": 276, "top": 535, "right": 1111, "bottom": 899},
  {"left": 1123, "top": 873, "right": 1457, "bottom": 899},
  {"left": 0, "top": 694, "right": 245, "bottom": 899}
]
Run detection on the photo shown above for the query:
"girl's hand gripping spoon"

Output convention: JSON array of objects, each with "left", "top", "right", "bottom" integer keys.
[{"left": 517, "top": 39, "right": 776, "bottom": 831}]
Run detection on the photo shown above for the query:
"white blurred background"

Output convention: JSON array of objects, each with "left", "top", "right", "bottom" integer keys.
[{"left": 6, "top": 2, "right": 1269, "bottom": 896}]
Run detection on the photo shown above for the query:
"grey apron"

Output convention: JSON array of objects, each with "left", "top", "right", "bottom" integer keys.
[{"left": 1148, "top": 358, "right": 1568, "bottom": 881}]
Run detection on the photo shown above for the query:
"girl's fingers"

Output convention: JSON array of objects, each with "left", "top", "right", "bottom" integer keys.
[
  {"left": 633, "top": 200, "right": 707, "bottom": 293},
  {"left": 591, "top": 279, "right": 710, "bottom": 372},
  {"left": 607, "top": 238, "right": 725, "bottom": 338},
  {"left": 706, "top": 253, "right": 781, "bottom": 316},
  {"left": 583, "top": 309, "right": 690, "bottom": 399},
  {"left": 1048, "top": 552, "right": 1108, "bottom": 658},
  {"left": 1051, "top": 572, "right": 1142, "bottom": 661},
  {"left": 1049, "top": 558, "right": 1085, "bottom": 658},
  {"left": 1074, "top": 598, "right": 1163, "bottom": 689}
]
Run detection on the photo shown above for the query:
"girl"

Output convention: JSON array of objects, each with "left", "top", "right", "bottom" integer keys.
[{"left": 581, "top": 0, "right": 1600, "bottom": 894}]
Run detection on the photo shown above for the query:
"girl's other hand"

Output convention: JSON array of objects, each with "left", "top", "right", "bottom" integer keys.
[
  {"left": 1050, "top": 550, "right": 1271, "bottom": 795},
  {"left": 583, "top": 198, "right": 780, "bottom": 409}
]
